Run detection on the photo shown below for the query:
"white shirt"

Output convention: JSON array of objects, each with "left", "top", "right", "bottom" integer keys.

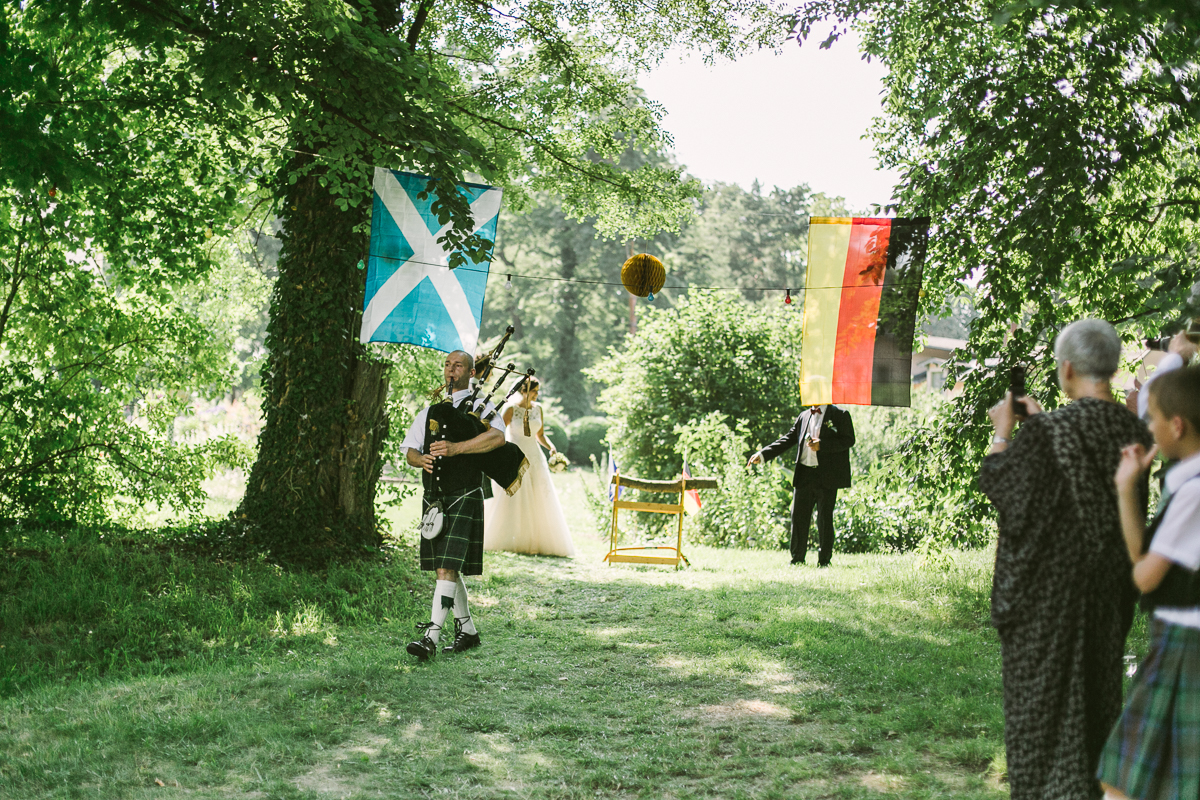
[
  {"left": 1150, "top": 451, "right": 1200, "bottom": 628},
  {"left": 1138, "top": 353, "right": 1184, "bottom": 420},
  {"left": 399, "top": 388, "right": 505, "bottom": 456},
  {"left": 799, "top": 405, "right": 825, "bottom": 468}
]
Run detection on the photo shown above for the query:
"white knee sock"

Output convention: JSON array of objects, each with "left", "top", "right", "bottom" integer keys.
[
  {"left": 454, "top": 575, "right": 478, "bottom": 635},
  {"left": 428, "top": 579, "right": 456, "bottom": 644}
]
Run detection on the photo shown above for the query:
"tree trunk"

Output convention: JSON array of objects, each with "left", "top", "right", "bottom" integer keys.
[
  {"left": 555, "top": 230, "right": 587, "bottom": 419},
  {"left": 234, "top": 159, "right": 389, "bottom": 565}
]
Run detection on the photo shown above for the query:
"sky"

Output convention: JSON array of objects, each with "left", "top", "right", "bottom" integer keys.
[{"left": 638, "top": 35, "right": 900, "bottom": 212}]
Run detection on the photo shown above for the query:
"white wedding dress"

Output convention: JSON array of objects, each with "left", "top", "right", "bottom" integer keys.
[{"left": 484, "top": 404, "right": 576, "bottom": 557}]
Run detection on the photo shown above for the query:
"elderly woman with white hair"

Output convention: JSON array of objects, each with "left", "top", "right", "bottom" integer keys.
[{"left": 979, "top": 319, "right": 1153, "bottom": 800}]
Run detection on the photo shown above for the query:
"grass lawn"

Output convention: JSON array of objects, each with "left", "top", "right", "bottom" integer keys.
[{"left": 0, "top": 470, "right": 1016, "bottom": 799}]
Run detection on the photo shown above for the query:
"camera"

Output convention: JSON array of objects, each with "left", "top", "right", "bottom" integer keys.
[
  {"left": 1145, "top": 317, "right": 1200, "bottom": 351},
  {"left": 1145, "top": 335, "right": 1174, "bottom": 352},
  {"left": 1009, "top": 365, "right": 1028, "bottom": 418}
]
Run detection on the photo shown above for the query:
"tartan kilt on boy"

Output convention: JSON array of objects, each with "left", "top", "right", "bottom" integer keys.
[
  {"left": 420, "top": 487, "right": 485, "bottom": 576},
  {"left": 1097, "top": 618, "right": 1200, "bottom": 799}
]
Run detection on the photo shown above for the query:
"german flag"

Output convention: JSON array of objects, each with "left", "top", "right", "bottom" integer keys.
[{"left": 799, "top": 217, "right": 928, "bottom": 407}]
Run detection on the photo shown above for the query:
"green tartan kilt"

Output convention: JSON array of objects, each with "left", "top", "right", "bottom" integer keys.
[
  {"left": 420, "top": 487, "right": 485, "bottom": 576},
  {"left": 1097, "top": 617, "right": 1200, "bottom": 799}
]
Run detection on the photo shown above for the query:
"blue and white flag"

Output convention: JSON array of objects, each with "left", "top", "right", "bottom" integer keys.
[
  {"left": 360, "top": 167, "right": 503, "bottom": 353},
  {"left": 608, "top": 450, "right": 626, "bottom": 502}
]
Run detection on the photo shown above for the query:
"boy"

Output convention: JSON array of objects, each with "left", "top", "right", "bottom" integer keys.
[{"left": 1098, "top": 365, "right": 1200, "bottom": 800}]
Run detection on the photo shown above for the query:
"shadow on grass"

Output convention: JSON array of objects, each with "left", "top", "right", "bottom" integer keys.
[{"left": 0, "top": 536, "right": 1009, "bottom": 799}]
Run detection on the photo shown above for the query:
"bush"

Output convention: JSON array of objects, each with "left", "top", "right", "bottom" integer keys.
[
  {"left": 542, "top": 418, "right": 570, "bottom": 456},
  {"left": 673, "top": 412, "right": 791, "bottom": 549},
  {"left": 587, "top": 289, "right": 803, "bottom": 480},
  {"left": 834, "top": 446, "right": 997, "bottom": 555},
  {"left": 583, "top": 453, "right": 616, "bottom": 540},
  {"left": 567, "top": 416, "right": 609, "bottom": 465},
  {"left": 833, "top": 464, "right": 927, "bottom": 554}
]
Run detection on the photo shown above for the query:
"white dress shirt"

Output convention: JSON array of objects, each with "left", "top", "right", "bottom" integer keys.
[
  {"left": 400, "top": 388, "right": 505, "bottom": 455},
  {"left": 1150, "top": 452, "right": 1200, "bottom": 628},
  {"left": 799, "top": 405, "right": 825, "bottom": 468}
]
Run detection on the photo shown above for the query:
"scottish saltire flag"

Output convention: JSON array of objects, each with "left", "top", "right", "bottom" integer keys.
[
  {"left": 799, "top": 217, "right": 928, "bottom": 407},
  {"left": 360, "top": 168, "right": 503, "bottom": 352}
]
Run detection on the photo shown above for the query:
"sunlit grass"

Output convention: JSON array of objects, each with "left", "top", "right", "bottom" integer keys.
[{"left": 0, "top": 469, "right": 1111, "bottom": 798}]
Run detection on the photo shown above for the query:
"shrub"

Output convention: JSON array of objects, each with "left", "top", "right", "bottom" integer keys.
[
  {"left": 673, "top": 412, "right": 791, "bottom": 549},
  {"left": 542, "top": 417, "right": 570, "bottom": 456},
  {"left": 587, "top": 289, "right": 802, "bottom": 480},
  {"left": 833, "top": 463, "right": 927, "bottom": 554},
  {"left": 834, "top": 447, "right": 996, "bottom": 555},
  {"left": 583, "top": 453, "right": 616, "bottom": 541},
  {"left": 567, "top": 416, "right": 609, "bottom": 465}
]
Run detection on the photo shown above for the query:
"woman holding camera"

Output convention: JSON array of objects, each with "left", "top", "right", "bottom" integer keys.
[{"left": 979, "top": 319, "right": 1153, "bottom": 800}]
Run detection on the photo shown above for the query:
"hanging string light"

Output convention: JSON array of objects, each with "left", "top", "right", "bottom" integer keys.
[
  {"left": 505, "top": 274, "right": 514, "bottom": 291},
  {"left": 784, "top": 288, "right": 792, "bottom": 305}
]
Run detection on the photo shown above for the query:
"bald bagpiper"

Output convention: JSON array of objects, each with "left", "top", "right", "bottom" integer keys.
[{"left": 400, "top": 350, "right": 505, "bottom": 660}]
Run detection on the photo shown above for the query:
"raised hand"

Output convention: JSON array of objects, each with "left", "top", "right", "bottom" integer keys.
[{"left": 1114, "top": 443, "right": 1158, "bottom": 494}]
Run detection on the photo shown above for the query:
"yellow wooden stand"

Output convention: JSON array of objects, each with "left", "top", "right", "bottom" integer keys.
[{"left": 604, "top": 473, "right": 718, "bottom": 569}]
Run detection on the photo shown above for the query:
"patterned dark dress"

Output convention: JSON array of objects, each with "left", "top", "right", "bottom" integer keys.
[{"left": 978, "top": 397, "right": 1152, "bottom": 800}]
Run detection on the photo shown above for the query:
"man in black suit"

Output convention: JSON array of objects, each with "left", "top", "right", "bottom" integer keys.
[{"left": 748, "top": 405, "right": 855, "bottom": 566}]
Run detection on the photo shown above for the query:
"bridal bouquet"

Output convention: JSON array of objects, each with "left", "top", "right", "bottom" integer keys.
[{"left": 547, "top": 451, "right": 569, "bottom": 473}]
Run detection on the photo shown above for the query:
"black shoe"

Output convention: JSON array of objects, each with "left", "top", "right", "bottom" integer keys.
[
  {"left": 790, "top": 559, "right": 805, "bottom": 565},
  {"left": 442, "top": 630, "right": 481, "bottom": 654},
  {"left": 818, "top": 562, "right": 831, "bottom": 568},
  {"left": 406, "top": 635, "right": 436, "bottom": 660},
  {"left": 440, "top": 617, "right": 481, "bottom": 653},
  {"left": 406, "top": 622, "right": 439, "bottom": 661}
]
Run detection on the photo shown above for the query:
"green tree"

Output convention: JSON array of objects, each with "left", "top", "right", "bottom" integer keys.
[
  {"left": 9, "top": 0, "right": 786, "bottom": 561},
  {"left": 789, "top": 0, "right": 1200, "bottom": 538},
  {"left": 484, "top": 179, "right": 850, "bottom": 419},
  {"left": 668, "top": 181, "right": 850, "bottom": 302},
  {"left": 588, "top": 289, "right": 804, "bottom": 480},
  {"left": 0, "top": 4, "right": 259, "bottom": 523},
  {"left": 485, "top": 187, "right": 680, "bottom": 419}
]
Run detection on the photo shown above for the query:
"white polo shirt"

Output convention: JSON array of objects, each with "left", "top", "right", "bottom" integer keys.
[
  {"left": 1149, "top": 451, "right": 1200, "bottom": 628},
  {"left": 400, "top": 389, "right": 505, "bottom": 456}
]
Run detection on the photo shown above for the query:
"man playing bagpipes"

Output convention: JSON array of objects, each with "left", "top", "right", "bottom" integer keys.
[{"left": 399, "top": 349, "right": 506, "bottom": 660}]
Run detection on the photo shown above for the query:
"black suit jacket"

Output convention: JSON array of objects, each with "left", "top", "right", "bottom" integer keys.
[{"left": 760, "top": 405, "right": 855, "bottom": 489}]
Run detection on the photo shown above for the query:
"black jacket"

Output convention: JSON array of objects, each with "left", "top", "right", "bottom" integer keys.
[{"left": 760, "top": 405, "right": 855, "bottom": 489}]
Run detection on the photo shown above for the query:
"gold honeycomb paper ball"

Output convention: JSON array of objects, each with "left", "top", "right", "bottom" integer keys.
[{"left": 621, "top": 253, "right": 666, "bottom": 298}]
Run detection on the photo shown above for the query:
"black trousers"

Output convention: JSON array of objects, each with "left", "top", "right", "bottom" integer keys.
[{"left": 790, "top": 476, "right": 838, "bottom": 565}]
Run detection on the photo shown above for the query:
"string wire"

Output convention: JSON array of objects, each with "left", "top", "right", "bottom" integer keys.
[{"left": 364, "top": 255, "right": 922, "bottom": 293}]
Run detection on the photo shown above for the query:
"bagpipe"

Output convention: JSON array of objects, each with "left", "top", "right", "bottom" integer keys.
[{"left": 427, "top": 326, "right": 533, "bottom": 497}]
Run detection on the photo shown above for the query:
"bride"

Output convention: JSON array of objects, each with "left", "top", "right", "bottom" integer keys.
[{"left": 484, "top": 376, "right": 576, "bottom": 557}]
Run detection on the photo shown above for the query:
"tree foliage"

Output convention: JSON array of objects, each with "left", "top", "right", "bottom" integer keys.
[
  {"left": 483, "top": 179, "right": 850, "bottom": 418},
  {"left": 0, "top": 3, "right": 260, "bottom": 522},
  {"left": 4, "top": 0, "right": 791, "bottom": 558},
  {"left": 589, "top": 290, "right": 804, "bottom": 480},
  {"left": 789, "top": 0, "right": 1200, "bottom": 537}
]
